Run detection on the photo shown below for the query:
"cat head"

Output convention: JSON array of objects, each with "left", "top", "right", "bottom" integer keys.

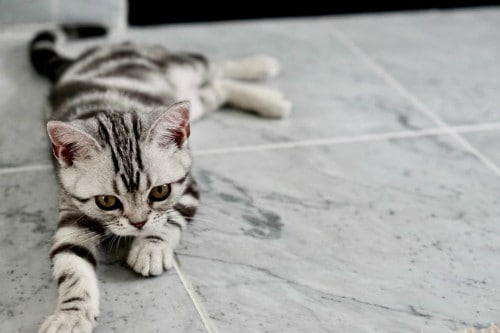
[{"left": 47, "top": 102, "right": 192, "bottom": 236}]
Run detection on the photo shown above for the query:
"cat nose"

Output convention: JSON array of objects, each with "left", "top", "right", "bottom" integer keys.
[{"left": 131, "top": 221, "right": 147, "bottom": 229}]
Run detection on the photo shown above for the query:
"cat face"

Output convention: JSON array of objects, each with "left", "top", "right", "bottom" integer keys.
[{"left": 48, "top": 102, "right": 192, "bottom": 236}]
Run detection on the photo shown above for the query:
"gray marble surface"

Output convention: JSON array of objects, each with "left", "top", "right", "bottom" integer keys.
[
  {"left": 464, "top": 131, "right": 500, "bottom": 167},
  {"left": 179, "top": 137, "right": 500, "bottom": 333},
  {"left": 1, "top": 6, "right": 500, "bottom": 333},
  {"left": 0, "top": 39, "right": 49, "bottom": 168},
  {"left": 333, "top": 8, "right": 500, "bottom": 126}
]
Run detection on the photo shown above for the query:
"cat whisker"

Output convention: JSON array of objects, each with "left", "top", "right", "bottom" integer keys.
[
  {"left": 184, "top": 216, "right": 218, "bottom": 224},
  {"left": 53, "top": 224, "right": 116, "bottom": 244}
]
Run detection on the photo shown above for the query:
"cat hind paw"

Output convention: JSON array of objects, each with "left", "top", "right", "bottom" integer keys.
[
  {"left": 221, "top": 54, "right": 281, "bottom": 80},
  {"left": 257, "top": 89, "right": 292, "bottom": 118}
]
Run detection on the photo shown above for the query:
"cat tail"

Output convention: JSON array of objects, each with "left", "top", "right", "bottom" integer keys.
[{"left": 29, "top": 24, "right": 107, "bottom": 83}]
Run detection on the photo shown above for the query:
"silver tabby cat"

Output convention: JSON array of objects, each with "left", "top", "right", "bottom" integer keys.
[{"left": 30, "top": 27, "right": 290, "bottom": 333}]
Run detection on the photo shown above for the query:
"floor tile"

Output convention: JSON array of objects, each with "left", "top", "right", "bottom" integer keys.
[
  {"left": 0, "top": 171, "right": 206, "bottom": 333},
  {"left": 462, "top": 130, "right": 500, "bottom": 167},
  {"left": 332, "top": 8, "right": 500, "bottom": 126},
  {"left": 177, "top": 135, "right": 500, "bottom": 333},
  {"left": 127, "top": 19, "right": 434, "bottom": 151},
  {"left": 0, "top": 38, "right": 51, "bottom": 168}
]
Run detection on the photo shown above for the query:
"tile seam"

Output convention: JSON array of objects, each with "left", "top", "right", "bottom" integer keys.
[
  {"left": 329, "top": 25, "right": 500, "bottom": 177},
  {"left": 173, "top": 255, "right": 219, "bottom": 333},
  {"left": 3, "top": 123, "right": 500, "bottom": 175}
]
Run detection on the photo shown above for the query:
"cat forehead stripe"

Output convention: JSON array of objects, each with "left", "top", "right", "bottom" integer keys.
[{"left": 95, "top": 112, "right": 143, "bottom": 192}]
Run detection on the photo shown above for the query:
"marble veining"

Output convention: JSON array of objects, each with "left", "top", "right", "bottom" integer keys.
[
  {"left": 178, "top": 136, "right": 500, "bottom": 333},
  {"left": 332, "top": 7, "right": 500, "bottom": 126}
]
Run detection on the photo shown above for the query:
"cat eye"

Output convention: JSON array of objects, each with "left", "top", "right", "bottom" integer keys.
[
  {"left": 95, "top": 195, "right": 121, "bottom": 211},
  {"left": 149, "top": 184, "right": 171, "bottom": 202}
]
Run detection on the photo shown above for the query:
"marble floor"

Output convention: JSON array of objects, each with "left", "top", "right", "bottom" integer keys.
[{"left": 1, "top": 7, "right": 500, "bottom": 333}]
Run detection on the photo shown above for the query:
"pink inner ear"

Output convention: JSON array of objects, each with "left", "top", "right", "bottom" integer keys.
[
  {"left": 49, "top": 126, "right": 76, "bottom": 165},
  {"left": 52, "top": 142, "right": 75, "bottom": 165},
  {"left": 151, "top": 102, "right": 191, "bottom": 147},
  {"left": 173, "top": 119, "right": 190, "bottom": 146}
]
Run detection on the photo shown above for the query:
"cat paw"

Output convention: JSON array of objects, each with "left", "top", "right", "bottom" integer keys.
[
  {"left": 127, "top": 239, "right": 175, "bottom": 276},
  {"left": 243, "top": 54, "right": 281, "bottom": 80},
  {"left": 258, "top": 89, "right": 292, "bottom": 118},
  {"left": 221, "top": 54, "right": 281, "bottom": 80},
  {"left": 39, "top": 311, "right": 95, "bottom": 333}
]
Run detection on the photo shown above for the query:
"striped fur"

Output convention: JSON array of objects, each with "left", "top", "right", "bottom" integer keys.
[{"left": 31, "top": 27, "right": 290, "bottom": 333}]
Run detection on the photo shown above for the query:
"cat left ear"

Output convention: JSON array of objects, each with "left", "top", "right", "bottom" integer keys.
[{"left": 147, "top": 101, "right": 191, "bottom": 148}]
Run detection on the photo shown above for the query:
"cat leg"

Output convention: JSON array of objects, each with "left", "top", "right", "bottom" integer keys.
[
  {"left": 127, "top": 178, "right": 199, "bottom": 276},
  {"left": 164, "top": 52, "right": 291, "bottom": 119},
  {"left": 194, "top": 78, "right": 227, "bottom": 121},
  {"left": 219, "top": 55, "right": 281, "bottom": 80},
  {"left": 164, "top": 53, "right": 224, "bottom": 121},
  {"left": 39, "top": 214, "right": 102, "bottom": 333},
  {"left": 221, "top": 79, "right": 292, "bottom": 118}
]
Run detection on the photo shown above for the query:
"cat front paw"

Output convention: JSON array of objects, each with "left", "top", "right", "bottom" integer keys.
[
  {"left": 39, "top": 311, "right": 95, "bottom": 333},
  {"left": 127, "top": 238, "right": 175, "bottom": 276}
]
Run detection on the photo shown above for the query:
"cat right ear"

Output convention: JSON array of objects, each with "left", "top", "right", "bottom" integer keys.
[{"left": 47, "top": 121, "right": 100, "bottom": 166}]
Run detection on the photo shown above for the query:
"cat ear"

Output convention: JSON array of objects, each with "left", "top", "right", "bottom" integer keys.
[
  {"left": 47, "top": 121, "right": 100, "bottom": 166},
  {"left": 146, "top": 101, "right": 191, "bottom": 148}
]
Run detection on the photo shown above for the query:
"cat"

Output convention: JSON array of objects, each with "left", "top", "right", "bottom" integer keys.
[{"left": 29, "top": 26, "right": 291, "bottom": 333}]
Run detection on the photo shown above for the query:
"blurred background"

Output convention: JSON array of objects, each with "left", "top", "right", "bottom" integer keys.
[{"left": 0, "top": 0, "right": 126, "bottom": 33}]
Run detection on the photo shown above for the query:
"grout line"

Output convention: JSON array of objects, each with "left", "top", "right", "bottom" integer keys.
[
  {"left": 193, "top": 122, "right": 500, "bottom": 156},
  {"left": 330, "top": 26, "right": 500, "bottom": 177},
  {"left": 3, "top": 122, "right": 500, "bottom": 175},
  {"left": 193, "top": 127, "right": 450, "bottom": 156},
  {"left": 173, "top": 255, "right": 219, "bottom": 333},
  {"left": 446, "top": 133, "right": 500, "bottom": 175},
  {"left": 0, "top": 164, "right": 52, "bottom": 175}
]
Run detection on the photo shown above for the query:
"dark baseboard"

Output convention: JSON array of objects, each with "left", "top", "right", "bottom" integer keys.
[{"left": 128, "top": 1, "right": 500, "bottom": 26}]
